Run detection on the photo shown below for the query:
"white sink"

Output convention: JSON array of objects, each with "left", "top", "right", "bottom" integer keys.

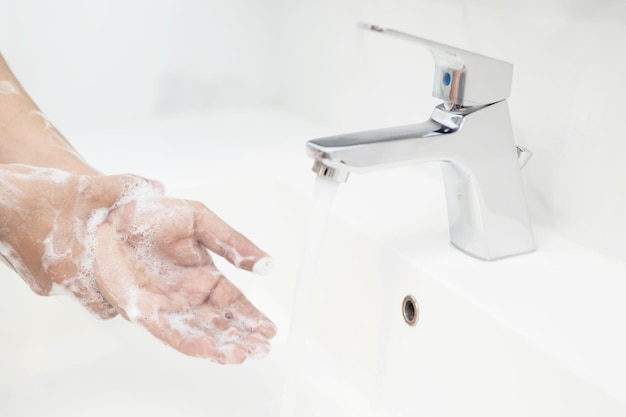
[{"left": 1, "top": 108, "right": 625, "bottom": 416}]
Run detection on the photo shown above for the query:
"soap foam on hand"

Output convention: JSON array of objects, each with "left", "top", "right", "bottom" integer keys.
[
  {"left": 0, "top": 75, "right": 276, "bottom": 362},
  {"left": 215, "top": 240, "right": 275, "bottom": 276},
  {"left": 93, "top": 186, "right": 277, "bottom": 364},
  {"left": 41, "top": 172, "right": 161, "bottom": 318},
  {"left": 0, "top": 160, "right": 276, "bottom": 363},
  {"left": 0, "top": 80, "right": 19, "bottom": 95},
  {"left": 252, "top": 257, "right": 274, "bottom": 275}
]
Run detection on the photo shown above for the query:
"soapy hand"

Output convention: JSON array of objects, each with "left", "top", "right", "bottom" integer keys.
[
  {"left": 0, "top": 164, "right": 276, "bottom": 364},
  {"left": 95, "top": 191, "right": 277, "bottom": 364},
  {"left": 0, "top": 164, "right": 150, "bottom": 317}
]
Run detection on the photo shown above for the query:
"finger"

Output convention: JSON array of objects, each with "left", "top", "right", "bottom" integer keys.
[
  {"left": 137, "top": 307, "right": 259, "bottom": 364},
  {"left": 215, "top": 343, "right": 248, "bottom": 365},
  {"left": 134, "top": 280, "right": 275, "bottom": 363},
  {"left": 156, "top": 234, "right": 211, "bottom": 268},
  {"left": 146, "top": 178, "right": 166, "bottom": 194},
  {"left": 191, "top": 202, "right": 273, "bottom": 274},
  {"left": 194, "top": 304, "right": 271, "bottom": 364},
  {"left": 255, "top": 315, "right": 278, "bottom": 339},
  {"left": 245, "top": 335, "right": 271, "bottom": 359}
]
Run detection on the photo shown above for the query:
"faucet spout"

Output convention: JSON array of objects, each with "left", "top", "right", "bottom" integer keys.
[
  {"left": 306, "top": 117, "right": 453, "bottom": 179},
  {"left": 305, "top": 101, "right": 535, "bottom": 261}
]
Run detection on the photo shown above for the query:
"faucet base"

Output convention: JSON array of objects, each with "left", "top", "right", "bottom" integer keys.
[
  {"left": 437, "top": 101, "right": 535, "bottom": 261},
  {"left": 450, "top": 240, "right": 536, "bottom": 262}
]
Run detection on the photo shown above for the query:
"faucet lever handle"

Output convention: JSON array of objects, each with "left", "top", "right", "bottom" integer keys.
[{"left": 358, "top": 23, "right": 513, "bottom": 107}]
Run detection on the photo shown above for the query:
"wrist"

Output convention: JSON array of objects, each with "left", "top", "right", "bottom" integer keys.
[
  {"left": 0, "top": 164, "right": 57, "bottom": 293},
  {"left": 0, "top": 75, "right": 97, "bottom": 175},
  {"left": 0, "top": 112, "right": 98, "bottom": 175}
]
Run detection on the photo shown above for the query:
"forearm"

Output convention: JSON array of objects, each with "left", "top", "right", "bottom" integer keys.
[
  {"left": 0, "top": 53, "right": 98, "bottom": 175},
  {"left": 0, "top": 163, "right": 61, "bottom": 294}
]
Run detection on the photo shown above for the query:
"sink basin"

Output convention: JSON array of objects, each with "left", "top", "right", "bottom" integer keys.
[
  {"left": 376, "top": 248, "right": 623, "bottom": 416},
  {"left": 1, "top": 108, "right": 625, "bottom": 416}
]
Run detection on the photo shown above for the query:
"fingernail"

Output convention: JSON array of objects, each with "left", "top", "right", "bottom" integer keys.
[
  {"left": 252, "top": 257, "right": 274, "bottom": 275},
  {"left": 258, "top": 317, "right": 277, "bottom": 339}
]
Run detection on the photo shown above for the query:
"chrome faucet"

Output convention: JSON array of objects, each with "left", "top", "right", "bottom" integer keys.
[{"left": 306, "top": 24, "right": 535, "bottom": 261}]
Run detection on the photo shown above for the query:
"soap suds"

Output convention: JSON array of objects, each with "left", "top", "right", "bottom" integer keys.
[
  {"left": 0, "top": 167, "right": 160, "bottom": 318},
  {"left": 101, "top": 194, "right": 275, "bottom": 362},
  {"left": 0, "top": 166, "right": 274, "bottom": 362},
  {"left": 0, "top": 80, "right": 19, "bottom": 96},
  {"left": 252, "top": 257, "right": 274, "bottom": 275},
  {"left": 215, "top": 240, "right": 270, "bottom": 273},
  {"left": 52, "top": 177, "right": 162, "bottom": 316},
  {"left": 27, "top": 110, "right": 53, "bottom": 130}
]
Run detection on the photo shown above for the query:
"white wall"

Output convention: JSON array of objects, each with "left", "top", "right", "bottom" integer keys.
[
  {"left": 278, "top": 0, "right": 626, "bottom": 265},
  {"left": 0, "top": 0, "right": 281, "bottom": 131},
  {"left": 2, "top": 0, "right": 626, "bottom": 264}
]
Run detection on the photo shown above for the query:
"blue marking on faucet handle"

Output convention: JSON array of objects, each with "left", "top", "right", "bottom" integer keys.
[{"left": 443, "top": 72, "right": 451, "bottom": 86}]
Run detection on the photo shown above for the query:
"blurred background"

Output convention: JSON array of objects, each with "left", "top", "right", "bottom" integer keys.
[{"left": 1, "top": 0, "right": 625, "bottom": 263}]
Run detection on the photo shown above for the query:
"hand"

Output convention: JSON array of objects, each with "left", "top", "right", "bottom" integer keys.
[
  {"left": 0, "top": 164, "right": 149, "bottom": 317},
  {"left": 95, "top": 193, "right": 277, "bottom": 364},
  {"left": 0, "top": 164, "right": 276, "bottom": 364},
  {"left": 1, "top": 56, "right": 276, "bottom": 363}
]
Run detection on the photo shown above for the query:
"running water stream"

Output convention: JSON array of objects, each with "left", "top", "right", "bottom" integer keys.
[{"left": 280, "top": 176, "right": 341, "bottom": 417}]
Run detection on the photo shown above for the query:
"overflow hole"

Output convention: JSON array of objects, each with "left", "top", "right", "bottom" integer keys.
[{"left": 402, "top": 295, "right": 419, "bottom": 327}]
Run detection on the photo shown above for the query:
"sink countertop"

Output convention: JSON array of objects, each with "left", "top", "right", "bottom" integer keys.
[{"left": 74, "top": 106, "right": 626, "bottom": 406}]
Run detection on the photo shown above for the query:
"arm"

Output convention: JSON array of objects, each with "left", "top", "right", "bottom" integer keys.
[
  {"left": 0, "top": 54, "right": 97, "bottom": 175},
  {"left": 0, "top": 54, "right": 276, "bottom": 364}
]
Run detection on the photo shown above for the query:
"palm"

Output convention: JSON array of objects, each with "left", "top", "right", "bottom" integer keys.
[{"left": 95, "top": 195, "right": 276, "bottom": 364}]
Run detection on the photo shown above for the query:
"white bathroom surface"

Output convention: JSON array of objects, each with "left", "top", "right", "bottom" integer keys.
[
  {"left": 1, "top": 106, "right": 625, "bottom": 416},
  {"left": 326, "top": 167, "right": 626, "bottom": 407},
  {"left": 72, "top": 106, "right": 626, "bottom": 407}
]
